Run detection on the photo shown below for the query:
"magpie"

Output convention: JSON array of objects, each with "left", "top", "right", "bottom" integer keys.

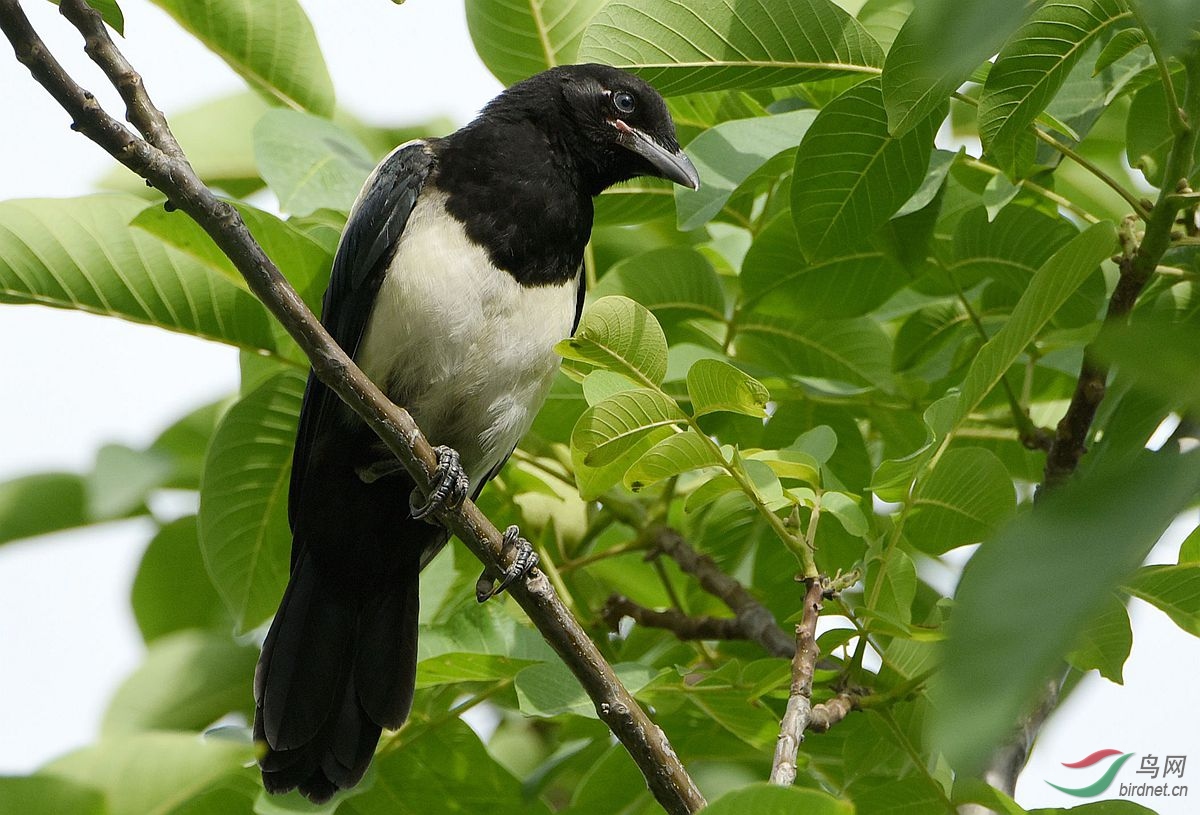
[{"left": 253, "top": 63, "right": 698, "bottom": 802}]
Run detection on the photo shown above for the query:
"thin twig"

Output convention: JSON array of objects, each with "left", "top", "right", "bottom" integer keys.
[
  {"left": 602, "top": 595, "right": 749, "bottom": 642},
  {"left": 0, "top": 2, "right": 705, "bottom": 811},
  {"left": 769, "top": 577, "right": 824, "bottom": 785},
  {"left": 653, "top": 525, "right": 797, "bottom": 658}
]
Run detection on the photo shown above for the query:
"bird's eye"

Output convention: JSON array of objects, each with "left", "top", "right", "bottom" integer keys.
[{"left": 613, "top": 91, "right": 636, "bottom": 115}]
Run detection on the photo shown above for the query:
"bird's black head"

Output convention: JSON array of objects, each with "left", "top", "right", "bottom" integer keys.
[{"left": 480, "top": 64, "right": 699, "bottom": 196}]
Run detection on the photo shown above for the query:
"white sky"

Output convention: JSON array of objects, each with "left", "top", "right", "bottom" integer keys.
[{"left": 0, "top": 2, "right": 1196, "bottom": 812}]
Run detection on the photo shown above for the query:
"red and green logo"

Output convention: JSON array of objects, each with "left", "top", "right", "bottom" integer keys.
[{"left": 1047, "top": 749, "right": 1135, "bottom": 797}]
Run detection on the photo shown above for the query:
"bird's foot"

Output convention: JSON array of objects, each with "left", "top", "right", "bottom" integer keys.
[
  {"left": 475, "top": 525, "right": 538, "bottom": 602},
  {"left": 409, "top": 445, "right": 470, "bottom": 522}
]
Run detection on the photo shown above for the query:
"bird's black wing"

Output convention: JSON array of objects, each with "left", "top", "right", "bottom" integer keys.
[{"left": 288, "top": 142, "right": 434, "bottom": 532}]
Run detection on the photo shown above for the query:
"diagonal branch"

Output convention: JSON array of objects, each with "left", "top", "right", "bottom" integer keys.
[
  {"left": 0, "top": 2, "right": 704, "bottom": 812},
  {"left": 651, "top": 524, "right": 798, "bottom": 658}
]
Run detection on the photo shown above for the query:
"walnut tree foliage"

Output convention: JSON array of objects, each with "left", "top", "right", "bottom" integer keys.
[{"left": 2, "top": 1, "right": 1200, "bottom": 814}]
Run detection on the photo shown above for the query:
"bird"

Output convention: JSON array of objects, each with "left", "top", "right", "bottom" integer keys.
[{"left": 253, "top": 63, "right": 699, "bottom": 803}]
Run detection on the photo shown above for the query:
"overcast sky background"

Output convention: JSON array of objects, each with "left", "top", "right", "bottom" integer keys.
[{"left": 0, "top": 2, "right": 1195, "bottom": 812}]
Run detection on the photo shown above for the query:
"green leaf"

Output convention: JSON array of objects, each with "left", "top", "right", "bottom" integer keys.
[
  {"left": 948, "top": 204, "right": 1078, "bottom": 293},
  {"left": 102, "top": 630, "right": 257, "bottom": 735},
  {"left": 1067, "top": 594, "right": 1133, "bottom": 683},
  {"left": 556, "top": 296, "right": 669, "bottom": 385},
  {"left": 687, "top": 358, "right": 770, "bottom": 418},
  {"left": 673, "top": 109, "right": 818, "bottom": 231},
  {"left": 870, "top": 393, "right": 959, "bottom": 502},
  {"left": 1130, "top": 0, "right": 1200, "bottom": 61},
  {"left": 792, "top": 78, "right": 941, "bottom": 259},
  {"left": 149, "top": 0, "right": 334, "bottom": 115},
  {"left": 131, "top": 517, "right": 231, "bottom": 643},
  {"left": 1094, "top": 28, "right": 1148, "bottom": 74},
  {"left": 515, "top": 660, "right": 656, "bottom": 718},
  {"left": 1125, "top": 563, "right": 1200, "bottom": 636},
  {"left": 1126, "top": 77, "right": 1200, "bottom": 187},
  {"left": 0, "top": 473, "right": 87, "bottom": 546},
  {"left": 822, "top": 491, "right": 869, "bottom": 537},
  {"left": 734, "top": 313, "right": 893, "bottom": 390},
  {"left": 932, "top": 449, "right": 1200, "bottom": 773},
  {"left": 571, "top": 388, "right": 685, "bottom": 466},
  {"left": 883, "top": 0, "right": 1031, "bottom": 135},
  {"left": 0, "top": 196, "right": 277, "bottom": 354},
  {"left": 45, "top": 732, "right": 254, "bottom": 815},
  {"left": 416, "top": 652, "right": 539, "bottom": 688},
  {"left": 592, "top": 247, "right": 726, "bottom": 326},
  {"left": 147, "top": 400, "right": 226, "bottom": 491},
  {"left": 742, "top": 213, "right": 909, "bottom": 319},
  {"left": 857, "top": 0, "right": 915, "bottom": 55},
  {"left": 0, "top": 776, "right": 106, "bottom": 815},
  {"left": 1180, "top": 525, "right": 1200, "bottom": 563},
  {"left": 851, "top": 776, "right": 949, "bottom": 815},
  {"left": 578, "top": 0, "right": 884, "bottom": 95},
  {"left": 978, "top": 0, "right": 1129, "bottom": 176},
  {"left": 866, "top": 544, "right": 917, "bottom": 627},
  {"left": 979, "top": 0, "right": 1128, "bottom": 176},
  {"left": 703, "top": 784, "right": 852, "bottom": 815},
  {"left": 254, "top": 110, "right": 376, "bottom": 216},
  {"left": 465, "top": 0, "right": 606, "bottom": 86},
  {"left": 198, "top": 371, "right": 304, "bottom": 633},
  {"left": 132, "top": 201, "right": 332, "bottom": 313},
  {"left": 906, "top": 448, "right": 1017, "bottom": 555},
  {"left": 955, "top": 221, "right": 1116, "bottom": 424},
  {"left": 341, "top": 720, "right": 549, "bottom": 815},
  {"left": 624, "top": 430, "right": 722, "bottom": 490},
  {"left": 87, "top": 443, "right": 174, "bottom": 520},
  {"left": 47, "top": 0, "right": 124, "bottom": 35}
]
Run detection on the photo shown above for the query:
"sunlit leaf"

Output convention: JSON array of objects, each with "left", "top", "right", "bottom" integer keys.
[
  {"left": 1125, "top": 563, "right": 1200, "bottom": 636},
  {"left": 254, "top": 111, "right": 375, "bottom": 216},
  {"left": 466, "top": 0, "right": 606, "bottom": 86},
  {"left": 0, "top": 196, "right": 277, "bottom": 354},
  {"left": 674, "top": 109, "right": 818, "bottom": 231},
  {"left": 687, "top": 358, "right": 770, "bottom": 418},
  {"left": 572, "top": 388, "right": 685, "bottom": 466},
  {"left": 624, "top": 430, "right": 722, "bottom": 491},
  {"left": 557, "top": 296, "right": 669, "bottom": 385},
  {"left": 579, "top": 0, "right": 884, "bottom": 95},
  {"left": 198, "top": 371, "right": 304, "bottom": 633},
  {"left": 149, "top": 0, "right": 334, "bottom": 115}
]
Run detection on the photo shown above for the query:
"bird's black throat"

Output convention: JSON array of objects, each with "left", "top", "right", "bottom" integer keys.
[{"left": 431, "top": 120, "right": 593, "bottom": 288}]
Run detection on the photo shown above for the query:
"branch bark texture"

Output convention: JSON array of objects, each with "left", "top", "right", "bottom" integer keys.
[
  {"left": 769, "top": 577, "right": 824, "bottom": 786},
  {"left": 0, "top": 2, "right": 705, "bottom": 811}
]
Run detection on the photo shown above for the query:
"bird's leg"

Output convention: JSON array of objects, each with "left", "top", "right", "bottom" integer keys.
[
  {"left": 409, "top": 445, "right": 471, "bottom": 521},
  {"left": 475, "top": 525, "right": 539, "bottom": 602}
]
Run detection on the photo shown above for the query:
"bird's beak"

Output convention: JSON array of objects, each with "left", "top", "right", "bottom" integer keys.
[{"left": 613, "top": 120, "right": 700, "bottom": 190}]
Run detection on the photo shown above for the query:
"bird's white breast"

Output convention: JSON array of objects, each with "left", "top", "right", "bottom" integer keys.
[{"left": 355, "top": 191, "right": 577, "bottom": 487}]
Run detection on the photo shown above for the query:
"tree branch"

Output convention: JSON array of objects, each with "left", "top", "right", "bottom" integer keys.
[
  {"left": 769, "top": 577, "right": 824, "bottom": 785},
  {"left": 1043, "top": 56, "right": 1200, "bottom": 489},
  {"left": 0, "top": 2, "right": 705, "bottom": 811},
  {"left": 601, "top": 595, "right": 752, "bottom": 644},
  {"left": 651, "top": 525, "right": 797, "bottom": 659}
]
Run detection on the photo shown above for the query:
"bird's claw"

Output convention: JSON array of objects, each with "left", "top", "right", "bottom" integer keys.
[
  {"left": 475, "top": 525, "right": 539, "bottom": 602},
  {"left": 410, "top": 445, "right": 470, "bottom": 522}
]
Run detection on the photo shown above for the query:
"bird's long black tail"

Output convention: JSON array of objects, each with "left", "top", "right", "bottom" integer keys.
[{"left": 254, "top": 550, "right": 420, "bottom": 803}]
